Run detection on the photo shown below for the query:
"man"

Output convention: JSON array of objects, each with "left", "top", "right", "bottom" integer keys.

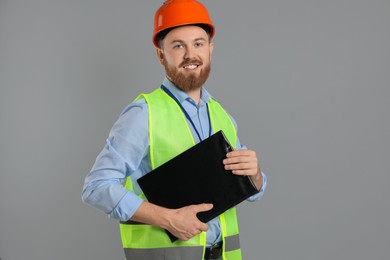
[{"left": 82, "top": 0, "right": 267, "bottom": 259}]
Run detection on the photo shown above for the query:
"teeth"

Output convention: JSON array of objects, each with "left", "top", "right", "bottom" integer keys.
[{"left": 184, "top": 64, "right": 197, "bottom": 69}]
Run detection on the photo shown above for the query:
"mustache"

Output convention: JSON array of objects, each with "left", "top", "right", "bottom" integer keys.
[{"left": 179, "top": 59, "right": 203, "bottom": 68}]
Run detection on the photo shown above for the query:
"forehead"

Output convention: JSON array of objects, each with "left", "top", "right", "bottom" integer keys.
[{"left": 164, "top": 25, "right": 209, "bottom": 43}]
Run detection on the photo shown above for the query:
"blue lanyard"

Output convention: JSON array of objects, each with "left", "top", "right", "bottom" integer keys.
[{"left": 161, "top": 85, "right": 212, "bottom": 141}]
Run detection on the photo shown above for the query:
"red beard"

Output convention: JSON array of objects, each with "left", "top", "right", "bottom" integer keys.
[{"left": 163, "top": 58, "right": 211, "bottom": 92}]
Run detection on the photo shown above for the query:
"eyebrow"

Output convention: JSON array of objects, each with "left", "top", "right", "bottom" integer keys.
[{"left": 169, "top": 37, "right": 208, "bottom": 45}]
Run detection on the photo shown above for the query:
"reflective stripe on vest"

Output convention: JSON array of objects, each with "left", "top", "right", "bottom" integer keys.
[
  {"left": 124, "top": 246, "right": 204, "bottom": 260},
  {"left": 120, "top": 88, "right": 242, "bottom": 259}
]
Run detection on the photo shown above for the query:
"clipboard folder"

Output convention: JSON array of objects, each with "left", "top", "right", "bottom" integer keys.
[{"left": 137, "top": 130, "right": 259, "bottom": 242}]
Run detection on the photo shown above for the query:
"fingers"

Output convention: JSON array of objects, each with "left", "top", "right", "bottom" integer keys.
[
  {"left": 195, "top": 204, "right": 212, "bottom": 231},
  {"left": 176, "top": 221, "right": 209, "bottom": 241},
  {"left": 227, "top": 149, "right": 257, "bottom": 157},
  {"left": 189, "top": 204, "right": 212, "bottom": 232},
  {"left": 223, "top": 150, "right": 259, "bottom": 176},
  {"left": 169, "top": 204, "right": 212, "bottom": 241}
]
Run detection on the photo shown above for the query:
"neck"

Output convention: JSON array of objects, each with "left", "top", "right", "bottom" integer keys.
[{"left": 186, "top": 88, "right": 202, "bottom": 105}]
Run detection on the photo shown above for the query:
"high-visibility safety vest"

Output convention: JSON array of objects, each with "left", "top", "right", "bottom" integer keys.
[{"left": 120, "top": 87, "right": 243, "bottom": 260}]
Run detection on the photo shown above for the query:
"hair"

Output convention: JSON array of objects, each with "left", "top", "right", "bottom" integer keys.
[{"left": 156, "top": 23, "right": 212, "bottom": 48}]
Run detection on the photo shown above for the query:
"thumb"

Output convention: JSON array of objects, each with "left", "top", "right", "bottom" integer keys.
[{"left": 194, "top": 203, "right": 214, "bottom": 213}]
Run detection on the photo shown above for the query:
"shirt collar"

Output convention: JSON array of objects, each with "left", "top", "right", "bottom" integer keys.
[{"left": 162, "top": 77, "right": 212, "bottom": 106}]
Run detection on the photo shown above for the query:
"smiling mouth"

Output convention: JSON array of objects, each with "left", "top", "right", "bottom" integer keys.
[
  {"left": 180, "top": 59, "right": 203, "bottom": 70},
  {"left": 183, "top": 64, "right": 199, "bottom": 69}
]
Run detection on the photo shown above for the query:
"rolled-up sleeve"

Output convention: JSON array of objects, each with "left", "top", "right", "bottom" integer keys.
[
  {"left": 81, "top": 100, "right": 149, "bottom": 221},
  {"left": 230, "top": 117, "right": 267, "bottom": 202},
  {"left": 247, "top": 171, "right": 267, "bottom": 202}
]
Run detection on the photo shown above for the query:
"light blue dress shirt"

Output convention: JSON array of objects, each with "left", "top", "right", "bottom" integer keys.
[{"left": 82, "top": 77, "right": 267, "bottom": 247}]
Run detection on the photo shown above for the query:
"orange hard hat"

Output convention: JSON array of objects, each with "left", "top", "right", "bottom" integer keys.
[{"left": 153, "top": 0, "right": 215, "bottom": 47}]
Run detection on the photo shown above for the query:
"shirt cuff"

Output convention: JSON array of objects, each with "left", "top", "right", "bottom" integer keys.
[
  {"left": 108, "top": 191, "right": 144, "bottom": 222},
  {"left": 247, "top": 171, "right": 267, "bottom": 202}
]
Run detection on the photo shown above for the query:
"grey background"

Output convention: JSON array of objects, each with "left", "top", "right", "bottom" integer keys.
[{"left": 1, "top": 0, "right": 389, "bottom": 259}]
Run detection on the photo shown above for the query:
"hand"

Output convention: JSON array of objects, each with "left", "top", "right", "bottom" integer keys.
[
  {"left": 131, "top": 202, "right": 213, "bottom": 241},
  {"left": 164, "top": 203, "right": 213, "bottom": 241},
  {"left": 223, "top": 149, "right": 263, "bottom": 190}
]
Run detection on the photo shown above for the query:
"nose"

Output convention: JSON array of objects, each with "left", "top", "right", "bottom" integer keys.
[{"left": 184, "top": 45, "right": 196, "bottom": 59}]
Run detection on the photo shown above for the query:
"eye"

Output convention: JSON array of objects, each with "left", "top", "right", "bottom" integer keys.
[
  {"left": 194, "top": 42, "right": 204, "bottom": 48},
  {"left": 173, "top": 43, "right": 184, "bottom": 49}
]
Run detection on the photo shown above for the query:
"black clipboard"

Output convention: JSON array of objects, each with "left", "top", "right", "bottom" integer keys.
[{"left": 137, "top": 130, "right": 259, "bottom": 241}]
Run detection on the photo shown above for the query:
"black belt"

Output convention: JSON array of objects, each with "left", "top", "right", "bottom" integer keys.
[{"left": 204, "top": 241, "right": 223, "bottom": 260}]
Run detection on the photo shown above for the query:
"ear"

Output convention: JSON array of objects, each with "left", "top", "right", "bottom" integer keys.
[
  {"left": 156, "top": 48, "right": 165, "bottom": 66},
  {"left": 209, "top": 42, "right": 214, "bottom": 60}
]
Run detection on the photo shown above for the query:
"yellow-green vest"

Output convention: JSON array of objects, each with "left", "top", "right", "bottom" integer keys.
[{"left": 120, "top": 88, "right": 243, "bottom": 260}]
